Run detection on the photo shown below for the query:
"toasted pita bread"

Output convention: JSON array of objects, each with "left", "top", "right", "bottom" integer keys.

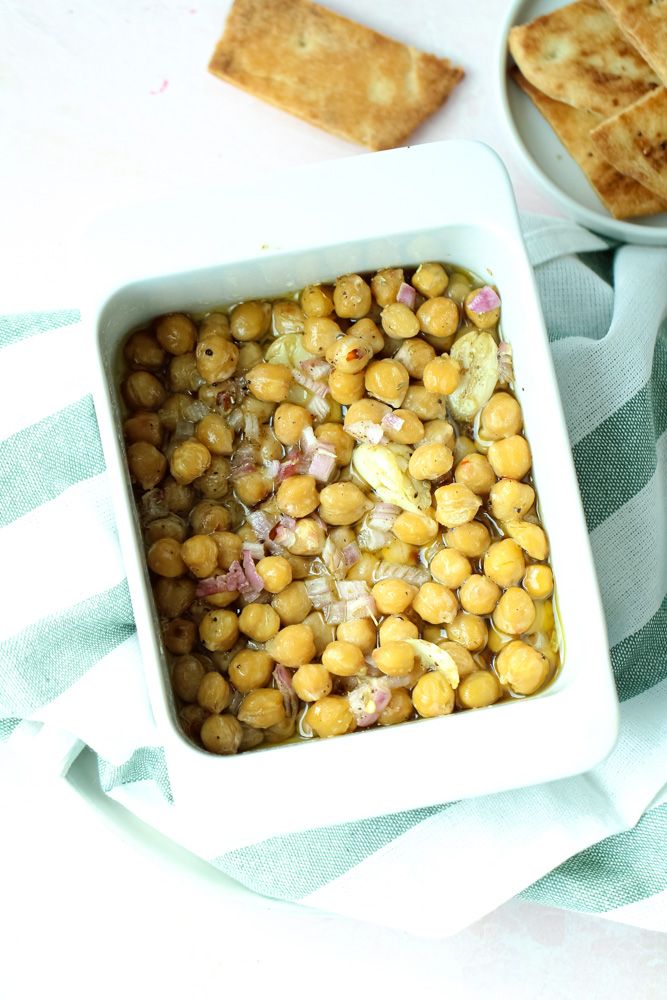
[
  {"left": 208, "top": 0, "right": 464, "bottom": 150},
  {"left": 512, "top": 70, "right": 667, "bottom": 218},
  {"left": 508, "top": 1, "right": 659, "bottom": 116},
  {"left": 599, "top": 0, "right": 667, "bottom": 84},
  {"left": 591, "top": 87, "right": 667, "bottom": 200}
]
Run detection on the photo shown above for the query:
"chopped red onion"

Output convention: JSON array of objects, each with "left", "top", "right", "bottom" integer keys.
[
  {"left": 497, "top": 341, "right": 514, "bottom": 383},
  {"left": 305, "top": 576, "right": 335, "bottom": 609},
  {"left": 306, "top": 394, "right": 330, "bottom": 420},
  {"left": 273, "top": 524, "right": 296, "bottom": 548},
  {"left": 468, "top": 285, "right": 501, "bottom": 314},
  {"left": 357, "top": 525, "right": 392, "bottom": 551},
  {"left": 243, "top": 412, "right": 261, "bottom": 442},
  {"left": 323, "top": 593, "right": 377, "bottom": 624},
  {"left": 374, "top": 561, "right": 430, "bottom": 586},
  {"left": 279, "top": 514, "right": 297, "bottom": 531},
  {"left": 300, "top": 426, "right": 318, "bottom": 455},
  {"left": 322, "top": 536, "right": 346, "bottom": 579},
  {"left": 348, "top": 679, "right": 392, "bottom": 727},
  {"left": 368, "top": 502, "right": 401, "bottom": 532},
  {"left": 310, "top": 511, "right": 327, "bottom": 531},
  {"left": 396, "top": 282, "right": 416, "bottom": 309},
  {"left": 231, "top": 444, "right": 257, "bottom": 477},
  {"left": 342, "top": 542, "right": 361, "bottom": 567},
  {"left": 242, "top": 548, "right": 264, "bottom": 592},
  {"left": 337, "top": 580, "right": 370, "bottom": 600},
  {"left": 183, "top": 400, "right": 210, "bottom": 422},
  {"left": 227, "top": 407, "right": 244, "bottom": 431},
  {"left": 242, "top": 540, "right": 265, "bottom": 560},
  {"left": 246, "top": 509, "right": 279, "bottom": 540},
  {"left": 196, "top": 561, "right": 246, "bottom": 596},
  {"left": 216, "top": 377, "right": 246, "bottom": 412},
  {"left": 300, "top": 358, "right": 332, "bottom": 379},
  {"left": 345, "top": 420, "right": 386, "bottom": 445},
  {"left": 263, "top": 459, "right": 281, "bottom": 479},
  {"left": 172, "top": 419, "right": 196, "bottom": 442},
  {"left": 278, "top": 447, "right": 307, "bottom": 481},
  {"left": 240, "top": 588, "right": 270, "bottom": 605},
  {"left": 308, "top": 442, "right": 337, "bottom": 483},
  {"left": 273, "top": 664, "right": 299, "bottom": 717},
  {"left": 381, "top": 412, "right": 405, "bottom": 433},
  {"left": 292, "top": 366, "right": 329, "bottom": 398}
]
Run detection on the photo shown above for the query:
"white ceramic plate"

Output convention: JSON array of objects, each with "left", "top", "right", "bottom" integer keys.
[{"left": 499, "top": 0, "right": 667, "bottom": 245}]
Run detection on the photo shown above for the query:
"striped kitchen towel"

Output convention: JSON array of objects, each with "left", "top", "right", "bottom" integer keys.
[{"left": 1, "top": 216, "right": 666, "bottom": 937}]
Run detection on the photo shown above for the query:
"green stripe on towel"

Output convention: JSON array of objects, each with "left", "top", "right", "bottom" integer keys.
[{"left": 0, "top": 309, "right": 80, "bottom": 349}]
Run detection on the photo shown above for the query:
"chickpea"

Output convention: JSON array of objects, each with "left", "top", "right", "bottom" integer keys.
[
  {"left": 170, "top": 440, "right": 211, "bottom": 486},
  {"left": 193, "top": 454, "right": 230, "bottom": 500},
  {"left": 256, "top": 556, "right": 293, "bottom": 594},
  {"left": 276, "top": 476, "right": 320, "bottom": 519},
  {"left": 315, "top": 423, "right": 354, "bottom": 466},
  {"left": 163, "top": 617, "right": 196, "bottom": 655},
  {"left": 190, "top": 501, "right": 230, "bottom": 534},
  {"left": 168, "top": 353, "right": 198, "bottom": 392},
  {"left": 319, "top": 482, "right": 369, "bottom": 525},
  {"left": 236, "top": 342, "right": 263, "bottom": 374},
  {"left": 493, "top": 588, "right": 536, "bottom": 635},
  {"left": 292, "top": 663, "right": 332, "bottom": 702},
  {"left": 352, "top": 317, "right": 384, "bottom": 355},
  {"left": 373, "top": 640, "right": 415, "bottom": 677},
  {"left": 344, "top": 398, "right": 390, "bottom": 429},
  {"left": 194, "top": 414, "right": 233, "bottom": 456},
  {"left": 364, "top": 359, "right": 409, "bottom": 407},
  {"left": 454, "top": 453, "right": 496, "bottom": 496},
  {"left": 303, "top": 316, "right": 341, "bottom": 356},
  {"left": 393, "top": 338, "right": 436, "bottom": 379},
  {"left": 422, "top": 419, "right": 456, "bottom": 449},
  {"left": 458, "top": 671, "right": 502, "bottom": 709},
  {"left": 301, "top": 283, "right": 335, "bottom": 318},
  {"left": 334, "top": 274, "right": 372, "bottom": 319},
  {"left": 154, "top": 313, "right": 196, "bottom": 355},
  {"left": 272, "top": 299, "right": 305, "bottom": 336},
  {"left": 523, "top": 564, "right": 554, "bottom": 600},
  {"left": 322, "top": 640, "right": 365, "bottom": 677},
  {"left": 446, "top": 612, "right": 488, "bottom": 651},
  {"left": 230, "top": 300, "right": 271, "bottom": 342},
  {"left": 199, "top": 609, "right": 239, "bottom": 652},
  {"left": 124, "top": 411, "right": 163, "bottom": 448},
  {"left": 329, "top": 369, "right": 365, "bottom": 405},
  {"left": 382, "top": 409, "right": 424, "bottom": 445},
  {"left": 459, "top": 575, "right": 501, "bottom": 615},
  {"left": 211, "top": 530, "right": 242, "bottom": 569},
  {"left": 123, "top": 371, "right": 166, "bottom": 411},
  {"left": 378, "top": 688, "right": 414, "bottom": 726},
  {"left": 413, "top": 582, "right": 458, "bottom": 625},
  {"left": 346, "top": 552, "right": 379, "bottom": 585},
  {"left": 273, "top": 403, "right": 312, "bottom": 447},
  {"left": 504, "top": 521, "right": 549, "bottom": 561},
  {"left": 267, "top": 623, "right": 316, "bottom": 667},
  {"left": 495, "top": 640, "right": 549, "bottom": 695},
  {"left": 171, "top": 655, "right": 205, "bottom": 703},
  {"left": 464, "top": 288, "right": 500, "bottom": 329},
  {"left": 180, "top": 704, "right": 208, "bottom": 741},
  {"left": 371, "top": 578, "right": 417, "bottom": 615},
  {"left": 337, "top": 618, "right": 377, "bottom": 655},
  {"left": 153, "top": 576, "right": 196, "bottom": 617},
  {"left": 272, "top": 581, "right": 312, "bottom": 625},
  {"left": 412, "top": 672, "right": 455, "bottom": 717},
  {"left": 199, "top": 312, "right": 231, "bottom": 339},
  {"left": 239, "top": 723, "right": 265, "bottom": 751},
  {"left": 382, "top": 538, "right": 419, "bottom": 567},
  {"left": 180, "top": 534, "right": 219, "bottom": 578},
  {"left": 162, "top": 479, "right": 194, "bottom": 514},
  {"left": 437, "top": 640, "right": 477, "bottom": 679},
  {"left": 303, "top": 611, "right": 336, "bottom": 657},
  {"left": 197, "top": 671, "right": 232, "bottom": 714},
  {"left": 484, "top": 539, "right": 525, "bottom": 588},
  {"left": 305, "top": 696, "right": 356, "bottom": 738},
  {"left": 286, "top": 555, "right": 311, "bottom": 579},
  {"left": 145, "top": 514, "right": 187, "bottom": 546},
  {"left": 402, "top": 385, "right": 447, "bottom": 421},
  {"left": 195, "top": 334, "right": 239, "bottom": 383},
  {"left": 381, "top": 302, "right": 420, "bottom": 339},
  {"left": 412, "top": 262, "right": 448, "bottom": 298},
  {"left": 379, "top": 615, "right": 419, "bottom": 644},
  {"left": 392, "top": 511, "right": 438, "bottom": 546},
  {"left": 239, "top": 603, "right": 281, "bottom": 643},
  {"left": 237, "top": 688, "right": 286, "bottom": 729},
  {"left": 480, "top": 392, "right": 522, "bottom": 440},
  {"left": 229, "top": 650, "right": 274, "bottom": 692},
  {"left": 487, "top": 435, "right": 532, "bottom": 480},
  {"left": 148, "top": 537, "right": 185, "bottom": 577},
  {"left": 328, "top": 335, "right": 372, "bottom": 374},
  {"left": 200, "top": 714, "right": 243, "bottom": 755},
  {"left": 423, "top": 356, "right": 461, "bottom": 396},
  {"left": 429, "top": 548, "right": 472, "bottom": 588},
  {"left": 371, "top": 267, "right": 404, "bottom": 306},
  {"left": 235, "top": 471, "right": 272, "bottom": 507},
  {"left": 434, "top": 484, "right": 482, "bottom": 527},
  {"left": 124, "top": 329, "right": 165, "bottom": 370},
  {"left": 286, "top": 518, "right": 326, "bottom": 556},
  {"left": 158, "top": 392, "right": 190, "bottom": 432},
  {"left": 127, "top": 442, "right": 167, "bottom": 489},
  {"left": 246, "top": 363, "right": 292, "bottom": 403},
  {"left": 409, "top": 442, "right": 453, "bottom": 481},
  {"left": 444, "top": 522, "right": 491, "bottom": 558},
  {"left": 489, "top": 479, "right": 535, "bottom": 523},
  {"left": 417, "top": 297, "right": 459, "bottom": 338}
]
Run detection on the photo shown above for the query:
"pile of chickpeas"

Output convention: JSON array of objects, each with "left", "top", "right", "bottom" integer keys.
[{"left": 120, "top": 261, "right": 560, "bottom": 756}]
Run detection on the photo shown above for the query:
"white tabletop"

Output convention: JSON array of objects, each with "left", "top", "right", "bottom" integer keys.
[{"left": 1, "top": 1, "right": 665, "bottom": 995}]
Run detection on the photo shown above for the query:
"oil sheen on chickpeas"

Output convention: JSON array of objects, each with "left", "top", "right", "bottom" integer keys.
[{"left": 119, "top": 263, "right": 561, "bottom": 756}]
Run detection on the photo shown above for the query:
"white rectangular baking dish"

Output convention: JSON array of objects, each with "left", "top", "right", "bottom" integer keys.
[{"left": 89, "top": 141, "right": 618, "bottom": 846}]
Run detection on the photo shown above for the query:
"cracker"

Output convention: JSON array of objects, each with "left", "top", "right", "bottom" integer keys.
[
  {"left": 591, "top": 87, "right": 667, "bottom": 200},
  {"left": 508, "top": 0, "right": 660, "bottom": 116},
  {"left": 599, "top": 0, "right": 667, "bottom": 84},
  {"left": 512, "top": 69, "right": 667, "bottom": 218},
  {"left": 208, "top": 0, "right": 464, "bottom": 150}
]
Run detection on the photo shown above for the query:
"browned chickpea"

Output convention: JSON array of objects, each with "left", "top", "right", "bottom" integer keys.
[
  {"left": 493, "top": 587, "right": 536, "bottom": 635},
  {"left": 199, "top": 609, "right": 239, "bottom": 652},
  {"left": 272, "top": 299, "right": 305, "bottom": 336},
  {"left": 127, "top": 442, "right": 167, "bottom": 489},
  {"left": 195, "top": 334, "right": 239, "bottom": 383},
  {"left": 412, "top": 672, "right": 455, "bottom": 717},
  {"left": 464, "top": 288, "right": 500, "bottom": 329},
  {"left": 195, "top": 454, "right": 231, "bottom": 501},
  {"left": 484, "top": 539, "right": 526, "bottom": 588},
  {"left": 292, "top": 663, "right": 332, "bottom": 702},
  {"left": 423, "top": 356, "right": 461, "bottom": 395},
  {"left": 523, "top": 564, "right": 554, "bottom": 600},
  {"left": 190, "top": 501, "right": 231, "bottom": 534},
  {"left": 417, "top": 297, "right": 459, "bottom": 338},
  {"left": 301, "top": 283, "right": 335, "bottom": 318},
  {"left": 163, "top": 617, "right": 197, "bottom": 655},
  {"left": 315, "top": 423, "right": 354, "bottom": 466},
  {"left": 155, "top": 313, "right": 196, "bottom": 355},
  {"left": 334, "top": 274, "right": 372, "bottom": 319},
  {"left": 234, "top": 471, "right": 271, "bottom": 507},
  {"left": 124, "top": 329, "right": 165, "bottom": 370},
  {"left": 487, "top": 435, "right": 532, "bottom": 480},
  {"left": 273, "top": 403, "right": 312, "bottom": 447},
  {"left": 123, "top": 371, "right": 166, "bottom": 411},
  {"left": 328, "top": 335, "right": 373, "bottom": 374},
  {"left": 124, "top": 412, "right": 163, "bottom": 448},
  {"left": 381, "top": 302, "right": 420, "bottom": 339},
  {"left": 337, "top": 618, "right": 377, "bottom": 656},
  {"left": 238, "top": 688, "right": 286, "bottom": 729},
  {"left": 257, "top": 556, "right": 293, "bottom": 594},
  {"left": 364, "top": 359, "right": 409, "bottom": 407},
  {"left": 434, "top": 484, "right": 482, "bottom": 527},
  {"left": 322, "top": 640, "right": 365, "bottom": 677},
  {"left": 195, "top": 414, "right": 233, "bottom": 456},
  {"left": 402, "top": 385, "right": 447, "bottom": 421},
  {"left": 161, "top": 479, "right": 194, "bottom": 514},
  {"left": 158, "top": 392, "right": 191, "bottom": 432},
  {"left": 276, "top": 476, "right": 319, "bottom": 519},
  {"left": 180, "top": 703, "right": 208, "bottom": 741},
  {"left": 422, "top": 419, "right": 456, "bottom": 448},
  {"left": 230, "top": 300, "right": 271, "bottom": 342},
  {"left": 197, "top": 671, "right": 232, "bottom": 713},
  {"left": 305, "top": 696, "right": 356, "bottom": 738},
  {"left": 267, "top": 623, "right": 316, "bottom": 667},
  {"left": 303, "top": 316, "right": 341, "bottom": 356},
  {"left": 319, "top": 482, "right": 370, "bottom": 525},
  {"left": 328, "top": 369, "right": 365, "bottom": 405},
  {"left": 171, "top": 655, "right": 206, "bottom": 702},
  {"left": 454, "top": 453, "right": 496, "bottom": 495},
  {"left": 153, "top": 576, "right": 196, "bottom": 617},
  {"left": 170, "top": 439, "right": 211, "bottom": 486},
  {"left": 446, "top": 612, "right": 488, "bottom": 651},
  {"left": 229, "top": 650, "right": 275, "bottom": 692},
  {"left": 344, "top": 398, "right": 391, "bottom": 428},
  {"left": 412, "top": 263, "right": 448, "bottom": 298},
  {"left": 393, "top": 338, "right": 436, "bottom": 379},
  {"left": 459, "top": 575, "right": 501, "bottom": 615},
  {"left": 409, "top": 443, "right": 454, "bottom": 482},
  {"left": 429, "top": 548, "right": 471, "bottom": 588},
  {"left": 371, "top": 267, "right": 404, "bottom": 306},
  {"left": 246, "top": 363, "right": 292, "bottom": 403},
  {"left": 444, "top": 522, "right": 491, "bottom": 558},
  {"left": 379, "top": 615, "right": 419, "bottom": 644},
  {"left": 372, "top": 578, "right": 417, "bottom": 615},
  {"left": 239, "top": 603, "right": 281, "bottom": 643},
  {"left": 373, "top": 641, "right": 415, "bottom": 677},
  {"left": 145, "top": 512, "right": 187, "bottom": 546},
  {"left": 496, "top": 640, "right": 549, "bottom": 695},
  {"left": 211, "top": 530, "right": 242, "bottom": 569},
  {"left": 147, "top": 537, "right": 185, "bottom": 577},
  {"left": 199, "top": 312, "right": 231, "bottom": 339},
  {"left": 168, "top": 353, "right": 198, "bottom": 392},
  {"left": 180, "top": 534, "right": 218, "bottom": 578},
  {"left": 392, "top": 511, "right": 438, "bottom": 546},
  {"left": 458, "top": 671, "right": 502, "bottom": 709},
  {"left": 413, "top": 582, "right": 458, "bottom": 625},
  {"left": 200, "top": 714, "right": 242, "bottom": 754},
  {"left": 271, "top": 581, "right": 312, "bottom": 625},
  {"left": 381, "top": 409, "right": 424, "bottom": 445}
]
